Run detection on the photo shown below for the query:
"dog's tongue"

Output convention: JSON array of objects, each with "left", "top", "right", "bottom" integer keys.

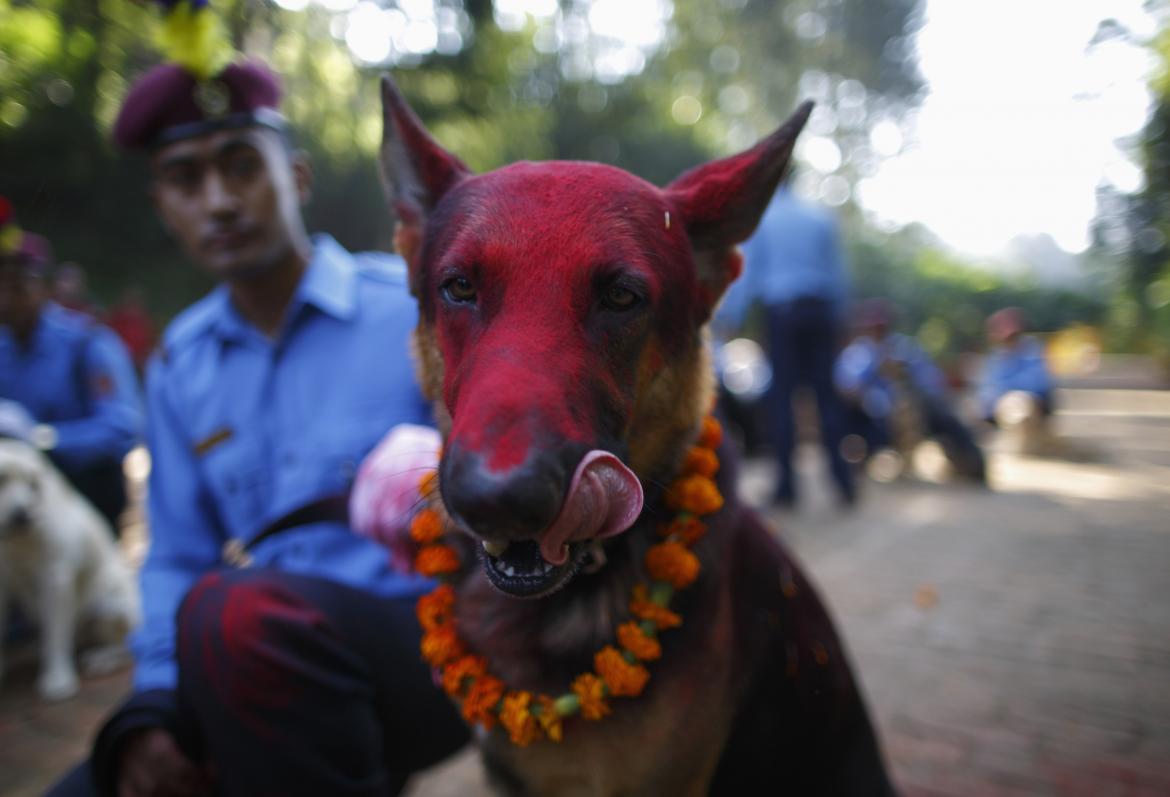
[{"left": 539, "top": 451, "right": 644, "bottom": 566}]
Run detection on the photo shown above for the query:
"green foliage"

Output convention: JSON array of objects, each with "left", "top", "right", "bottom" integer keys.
[
  {"left": 1, "top": 0, "right": 925, "bottom": 324},
  {"left": 1097, "top": 4, "right": 1170, "bottom": 362},
  {"left": 850, "top": 225, "right": 1104, "bottom": 363}
]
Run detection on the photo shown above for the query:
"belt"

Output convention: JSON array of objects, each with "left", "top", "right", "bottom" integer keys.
[{"left": 221, "top": 493, "right": 351, "bottom": 567}]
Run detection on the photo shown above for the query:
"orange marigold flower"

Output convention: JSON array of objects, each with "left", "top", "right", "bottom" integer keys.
[
  {"left": 629, "top": 584, "right": 682, "bottom": 630},
  {"left": 697, "top": 416, "right": 723, "bottom": 449},
  {"left": 414, "top": 544, "right": 460, "bottom": 577},
  {"left": 534, "top": 695, "right": 563, "bottom": 742},
  {"left": 665, "top": 474, "right": 723, "bottom": 516},
  {"left": 418, "top": 470, "right": 439, "bottom": 497},
  {"left": 594, "top": 646, "right": 650, "bottom": 698},
  {"left": 658, "top": 516, "right": 707, "bottom": 545},
  {"left": 617, "top": 621, "right": 661, "bottom": 661},
  {"left": 462, "top": 675, "right": 505, "bottom": 730},
  {"left": 645, "top": 541, "right": 700, "bottom": 589},
  {"left": 409, "top": 508, "right": 444, "bottom": 544},
  {"left": 682, "top": 446, "right": 719, "bottom": 478},
  {"left": 415, "top": 584, "right": 456, "bottom": 631},
  {"left": 500, "top": 691, "right": 541, "bottom": 747},
  {"left": 571, "top": 673, "right": 611, "bottom": 720},
  {"left": 420, "top": 626, "right": 464, "bottom": 667},
  {"left": 441, "top": 655, "right": 486, "bottom": 697}
]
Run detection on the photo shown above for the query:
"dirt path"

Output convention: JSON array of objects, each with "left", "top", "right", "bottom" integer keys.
[{"left": 3, "top": 387, "right": 1168, "bottom": 796}]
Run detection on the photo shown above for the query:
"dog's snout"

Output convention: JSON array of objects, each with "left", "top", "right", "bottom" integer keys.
[{"left": 441, "top": 445, "right": 568, "bottom": 540}]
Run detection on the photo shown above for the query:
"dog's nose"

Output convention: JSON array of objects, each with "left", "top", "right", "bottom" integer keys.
[
  {"left": 440, "top": 444, "right": 571, "bottom": 540},
  {"left": 9, "top": 507, "right": 31, "bottom": 527}
]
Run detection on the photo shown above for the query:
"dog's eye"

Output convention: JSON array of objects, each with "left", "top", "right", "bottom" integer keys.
[
  {"left": 602, "top": 284, "right": 640, "bottom": 311},
  {"left": 440, "top": 276, "right": 477, "bottom": 304}
]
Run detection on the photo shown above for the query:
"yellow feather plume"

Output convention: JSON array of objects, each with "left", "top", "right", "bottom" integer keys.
[{"left": 157, "top": 1, "right": 233, "bottom": 82}]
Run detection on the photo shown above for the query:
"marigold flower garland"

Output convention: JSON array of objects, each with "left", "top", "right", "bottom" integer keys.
[{"left": 412, "top": 415, "right": 724, "bottom": 747}]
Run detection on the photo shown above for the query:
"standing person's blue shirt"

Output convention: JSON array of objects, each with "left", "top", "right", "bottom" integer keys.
[
  {"left": 717, "top": 186, "right": 849, "bottom": 330},
  {"left": 134, "top": 235, "right": 433, "bottom": 692}
]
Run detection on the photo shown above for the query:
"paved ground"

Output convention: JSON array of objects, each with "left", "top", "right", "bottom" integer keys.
[{"left": 3, "top": 384, "right": 1169, "bottom": 796}]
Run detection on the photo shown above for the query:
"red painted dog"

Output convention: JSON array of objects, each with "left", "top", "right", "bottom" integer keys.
[{"left": 380, "top": 76, "right": 896, "bottom": 796}]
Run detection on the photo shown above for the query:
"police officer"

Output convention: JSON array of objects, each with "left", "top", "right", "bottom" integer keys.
[
  {"left": 0, "top": 206, "right": 142, "bottom": 530},
  {"left": 716, "top": 175, "right": 856, "bottom": 509},
  {"left": 979, "top": 307, "right": 1054, "bottom": 421},
  {"left": 978, "top": 307, "right": 1055, "bottom": 455},
  {"left": 48, "top": 55, "right": 467, "bottom": 796}
]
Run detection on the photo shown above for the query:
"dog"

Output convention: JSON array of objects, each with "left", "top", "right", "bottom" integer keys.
[
  {"left": 0, "top": 439, "right": 140, "bottom": 701},
  {"left": 379, "top": 76, "right": 896, "bottom": 795}
]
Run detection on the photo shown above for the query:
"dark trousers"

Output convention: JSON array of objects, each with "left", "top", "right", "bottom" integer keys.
[
  {"left": 765, "top": 298, "right": 854, "bottom": 505},
  {"left": 47, "top": 569, "right": 469, "bottom": 797}
]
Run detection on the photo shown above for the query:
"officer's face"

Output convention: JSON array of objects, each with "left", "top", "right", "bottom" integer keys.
[
  {"left": 149, "top": 127, "right": 312, "bottom": 281},
  {"left": 0, "top": 261, "right": 46, "bottom": 335}
]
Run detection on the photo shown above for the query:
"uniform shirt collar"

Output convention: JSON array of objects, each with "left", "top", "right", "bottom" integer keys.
[
  {"left": 208, "top": 234, "right": 357, "bottom": 344},
  {"left": 296, "top": 234, "right": 357, "bottom": 322}
]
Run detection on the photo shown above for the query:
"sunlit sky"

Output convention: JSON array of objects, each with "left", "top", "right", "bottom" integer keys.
[{"left": 857, "top": 0, "right": 1156, "bottom": 256}]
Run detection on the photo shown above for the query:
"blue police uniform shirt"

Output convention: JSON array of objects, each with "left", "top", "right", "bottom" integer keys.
[
  {"left": 0, "top": 302, "right": 141, "bottom": 470},
  {"left": 978, "top": 336, "right": 1052, "bottom": 418},
  {"left": 134, "top": 234, "right": 434, "bottom": 692},
  {"left": 835, "top": 333, "right": 947, "bottom": 419},
  {"left": 716, "top": 186, "right": 850, "bottom": 329}
]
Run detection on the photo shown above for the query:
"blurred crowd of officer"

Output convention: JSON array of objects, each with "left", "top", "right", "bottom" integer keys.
[{"left": 715, "top": 178, "right": 1056, "bottom": 505}]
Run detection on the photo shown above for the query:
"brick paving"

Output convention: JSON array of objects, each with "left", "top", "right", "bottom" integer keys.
[{"left": 3, "top": 386, "right": 1169, "bottom": 796}]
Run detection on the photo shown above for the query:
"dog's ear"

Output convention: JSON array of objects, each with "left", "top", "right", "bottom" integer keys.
[
  {"left": 664, "top": 101, "right": 813, "bottom": 315},
  {"left": 380, "top": 75, "right": 472, "bottom": 285}
]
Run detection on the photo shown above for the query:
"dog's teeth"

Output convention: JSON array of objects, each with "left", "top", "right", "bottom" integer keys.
[
  {"left": 502, "top": 564, "right": 517, "bottom": 577},
  {"left": 483, "top": 540, "right": 510, "bottom": 557}
]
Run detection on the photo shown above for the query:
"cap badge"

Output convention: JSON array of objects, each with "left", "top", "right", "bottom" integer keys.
[{"left": 193, "top": 78, "right": 230, "bottom": 117}]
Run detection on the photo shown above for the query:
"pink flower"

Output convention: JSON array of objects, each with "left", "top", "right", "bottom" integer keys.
[{"left": 349, "top": 424, "right": 441, "bottom": 573}]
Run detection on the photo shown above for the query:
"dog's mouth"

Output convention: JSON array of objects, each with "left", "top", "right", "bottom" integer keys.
[
  {"left": 479, "top": 539, "right": 589, "bottom": 598},
  {"left": 471, "top": 450, "right": 643, "bottom": 599}
]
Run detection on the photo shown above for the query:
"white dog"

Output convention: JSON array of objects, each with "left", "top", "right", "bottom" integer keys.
[{"left": 0, "top": 439, "right": 140, "bottom": 700}]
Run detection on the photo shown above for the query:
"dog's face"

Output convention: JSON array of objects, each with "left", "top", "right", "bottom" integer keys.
[
  {"left": 380, "top": 78, "right": 810, "bottom": 598},
  {"left": 0, "top": 442, "right": 45, "bottom": 538}
]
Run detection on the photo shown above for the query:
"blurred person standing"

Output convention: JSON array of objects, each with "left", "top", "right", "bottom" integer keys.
[
  {"left": 45, "top": 14, "right": 467, "bottom": 796},
  {"left": 979, "top": 307, "right": 1055, "bottom": 454},
  {"left": 717, "top": 175, "right": 854, "bottom": 508},
  {"left": 0, "top": 199, "right": 142, "bottom": 530},
  {"left": 836, "top": 299, "right": 986, "bottom": 482}
]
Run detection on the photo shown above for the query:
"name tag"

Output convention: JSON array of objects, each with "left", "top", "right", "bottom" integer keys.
[{"left": 193, "top": 426, "right": 234, "bottom": 457}]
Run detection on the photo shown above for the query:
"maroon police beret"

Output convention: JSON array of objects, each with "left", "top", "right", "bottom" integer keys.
[{"left": 112, "top": 59, "right": 284, "bottom": 151}]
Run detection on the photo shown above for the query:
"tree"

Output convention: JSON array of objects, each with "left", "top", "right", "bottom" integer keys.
[{"left": 0, "top": 0, "right": 926, "bottom": 319}]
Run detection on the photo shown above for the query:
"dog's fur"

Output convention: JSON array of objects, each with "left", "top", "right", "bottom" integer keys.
[
  {"left": 0, "top": 440, "right": 140, "bottom": 700},
  {"left": 380, "top": 77, "right": 896, "bottom": 795}
]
